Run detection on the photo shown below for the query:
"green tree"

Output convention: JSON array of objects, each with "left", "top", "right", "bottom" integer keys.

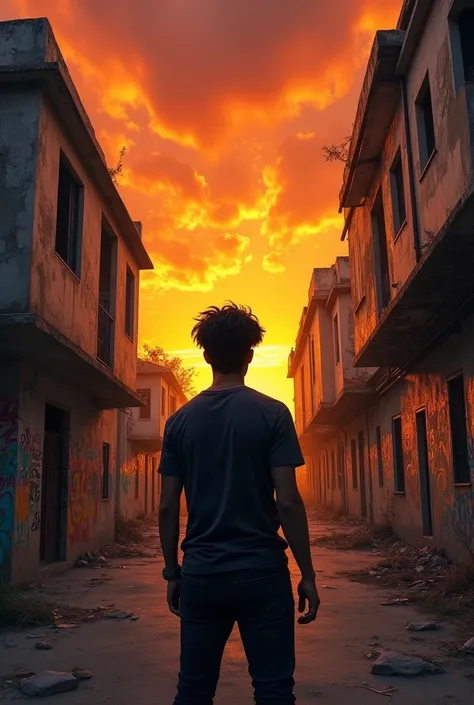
[{"left": 141, "top": 345, "right": 197, "bottom": 398}]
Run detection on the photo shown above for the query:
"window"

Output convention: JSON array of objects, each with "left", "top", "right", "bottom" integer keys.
[
  {"left": 102, "top": 443, "right": 110, "bottom": 500},
  {"left": 392, "top": 416, "right": 405, "bottom": 492},
  {"left": 416, "top": 74, "right": 436, "bottom": 173},
  {"left": 310, "top": 336, "right": 316, "bottom": 387},
  {"left": 161, "top": 385, "right": 168, "bottom": 418},
  {"left": 450, "top": 9, "right": 474, "bottom": 91},
  {"left": 134, "top": 457, "right": 139, "bottom": 499},
  {"left": 325, "top": 452, "right": 330, "bottom": 489},
  {"left": 125, "top": 267, "right": 135, "bottom": 339},
  {"left": 55, "top": 156, "right": 82, "bottom": 274},
  {"left": 376, "top": 426, "right": 384, "bottom": 488},
  {"left": 331, "top": 450, "right": 336, "bottom": 490},
  {"left": 138, "top": 388, "right": 151, "bottom": 420},
  {"left": 333, "top": 314, "right": 341, "bottom": 365},
  {"left": 170, "top": 394, "right": 177, "bottom": 416},
  {"left": 300, "top": 364, "right": 306, "bottom": 420},
  {"left": 351, "top": 439, "right": 358, "bottom": 490},
  {"left": 390, "top": 151, "right": 406, "bottom": 236},
  {"left": 448, "top": 374, "right": 470, "bottom": 484},
  {"left": 371, "top": 190, "right": 390, "bottom": 315}
]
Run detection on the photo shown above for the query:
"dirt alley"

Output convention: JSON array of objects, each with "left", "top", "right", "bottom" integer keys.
[{"left": 1, "top": 518, "right": 473, "bottom": 704}]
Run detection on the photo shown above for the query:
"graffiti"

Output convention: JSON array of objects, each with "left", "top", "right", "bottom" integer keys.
[
  {"left": 0, "top": 399, "right": 18, "bottom": 568},
  {"left": 68, "top": 436, "right": 101, "bottom": 545},
  {"left": 14, "top": 427, "right": 43, "bottom": 543}
]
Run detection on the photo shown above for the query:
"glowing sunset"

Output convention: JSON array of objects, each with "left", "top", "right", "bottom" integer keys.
[{"left": 1, "top": 0, "right": 401, "bottom": 407}]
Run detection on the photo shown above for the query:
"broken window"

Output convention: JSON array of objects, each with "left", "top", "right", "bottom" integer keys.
[
  {"left": 138, "top": 389, "right": 151, "bottom": 420},
  {"left": 125, "top": 266, "right": 135, "bottom": 339},
  {"left": 447, "top": 374, "right": 470, "bottom": 484},
  {"left": 458, "top": 10, "right": 474, "bottom": 83},
  {"left": 390, "top": 151, "right": 407, "bottom": 237},
  {"left": 55, "top": 156, "right": 82, "bottom": 274},
  {"left": 392, "top": 416, "right": 405, "bottom": 493},
  {"left": 415, "top": 74, "right": 436, "bottom": 173}
]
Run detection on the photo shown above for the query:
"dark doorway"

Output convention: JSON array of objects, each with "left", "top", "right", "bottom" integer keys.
[
  {"left": 41, "top": 405, "right": 68, "bottom": 563},
  {"left": 371, "top": 190, "right": 391, "bottom": 317},
  {"left": 144, "top": 455, "right": 149, "bottom": 515},
  {"left": 358, "top": 431, "right": 368, "bottom": 519},
  {"left": 416, "top": 410, "right": 433, "bottom": 537}
]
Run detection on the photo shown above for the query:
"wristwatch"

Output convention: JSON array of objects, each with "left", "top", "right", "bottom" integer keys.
[{"left": 162, "top": 565, "right": 181, "bottom": 581}]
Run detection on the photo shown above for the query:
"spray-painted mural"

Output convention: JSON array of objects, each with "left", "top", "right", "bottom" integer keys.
[
  {"left": 14, "top": 427, "right": 42, "bottom": 545},
  {"left": 0, "top": 399, "right": 18, "bottom": 569},
  {"left": 68, "top": 436, "right": 101, "bottom": 545}
]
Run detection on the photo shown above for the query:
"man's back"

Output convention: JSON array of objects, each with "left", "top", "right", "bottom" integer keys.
[{"left": 160, "top": 386, "right": 303, "bottom": 574}]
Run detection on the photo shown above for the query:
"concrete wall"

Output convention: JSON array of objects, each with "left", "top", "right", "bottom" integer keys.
[
  {"left": 348, "top": 0, "right": 474, "bottom": 356},
  {"left": 0, "top": 360, "right": 118, "bottom": 584},
  {"left": 305, "top": 312, "right": 474, "bottom": 562},
  {"left": 0, "top": 88, "right": 40, "bottom": 314},
  {"left": 31, "top": 96, "right": 139, "bottom": 390}
]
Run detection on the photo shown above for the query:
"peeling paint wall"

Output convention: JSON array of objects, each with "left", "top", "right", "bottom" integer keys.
[
  {"left": 0, "top": 88, "right": 40, "bottom": 314},
  {"left": 30, "top": 96, "right": 139, "bottom": 391}
]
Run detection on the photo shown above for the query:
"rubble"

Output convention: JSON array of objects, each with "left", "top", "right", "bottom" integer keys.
[
  {"left": 35, "top": 641, "right": 54, "bottom": 650},
  {"left": 72, "top": 668, "right": 93, "bottom": 681},
  {"left": 406, "top": 622, "right": 440, "bottom": 632},
  {"left": 19, "top": 671, "right": 79, "bottom": 697},
  {"left": 462, "top": 637, "right": 474, "bottom": 655},
  {"left": 371, "top": 651, "right": 442, "bottom": 677}
]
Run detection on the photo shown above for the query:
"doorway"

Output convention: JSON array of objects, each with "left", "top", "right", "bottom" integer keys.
[
  {"left": 371, "top": 190, "right": 391, "bottom": 317},
  {"left": 40, "top": 405, "right": 68, "bottom": 563},
  {"left": 416, "top": 410, "right": 433, "bottom": 537},
  {"left": 144, "top": 455, "right": 149, "bottom": 515},
  {"left": 358, "top": 431, "right": 368, "bottom": 519}
]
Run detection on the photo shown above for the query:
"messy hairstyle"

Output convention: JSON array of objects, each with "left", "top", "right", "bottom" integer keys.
[{"left": 192, "top": 302, "right": 265, "bottom": 374}]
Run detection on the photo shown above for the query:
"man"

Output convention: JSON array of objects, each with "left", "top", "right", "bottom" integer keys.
[{"left": 159, "top": 303, "right": 320, "bottom": 705}]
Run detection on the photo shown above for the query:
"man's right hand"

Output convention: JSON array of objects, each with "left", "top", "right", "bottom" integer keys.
[{"left": 297, "top": 577, "right": 320, "bottom": 624}]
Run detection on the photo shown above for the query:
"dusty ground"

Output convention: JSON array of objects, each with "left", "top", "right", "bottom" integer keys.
[{"left": 1, "top": 519, "right": 473, "bottom": 704}]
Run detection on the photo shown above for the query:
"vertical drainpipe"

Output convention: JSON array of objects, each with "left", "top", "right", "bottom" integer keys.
[{"left": 401, "top": 76, "right": 422, "bottom": 263}]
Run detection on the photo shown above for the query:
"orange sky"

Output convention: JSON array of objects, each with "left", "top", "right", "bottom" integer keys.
[{"left": 2, "top": 0, "right": 402, "bottom": 410}]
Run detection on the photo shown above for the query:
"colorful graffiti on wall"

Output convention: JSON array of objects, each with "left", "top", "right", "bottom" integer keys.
[
  {"left": 68, "top": 436, "right": 101, "bottom": 545},
  {"left": 14, "top": 427, "right": 42, "bottom": 545},
  {"left": 0, "top": 399, "right": 18, "bottom": 568}
]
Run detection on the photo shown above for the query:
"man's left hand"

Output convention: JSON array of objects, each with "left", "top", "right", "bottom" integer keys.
[{"left": 167, "top": 579, "right": 181, "bottom": 617}]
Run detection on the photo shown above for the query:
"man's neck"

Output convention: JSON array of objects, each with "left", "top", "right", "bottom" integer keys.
[{"left": 209, "top": 372, "right": 246, "bottom": 390}]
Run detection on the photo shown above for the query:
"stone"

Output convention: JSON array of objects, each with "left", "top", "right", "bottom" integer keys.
[
  {"left": 406, "top": 622, "right": 440, "bottom": 632},
  {"left": 415, "top": 565, "right": 425, "bottom": 574},
  {"left": 371, "top": 651, "right": 442, "bottom": 677},
  {"left": 104, "top": 611, "right": 132, "bottom": 620},
  {"left": 19, "top": 671, "right": 79, "bottom": 697},
  {"left": 72, "top": 668, "right": 93, "bottom": 681},
  {"left": 35, "top": 641, "right": 54, "bottom": 650},
  {"left": 381, "top": 598, "right": 409, "bottom": 606},
  {"left": 462, "top": 637, "right": 474, "bottom": 655}
]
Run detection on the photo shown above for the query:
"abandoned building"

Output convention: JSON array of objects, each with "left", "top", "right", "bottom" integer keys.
[
  {"left": 0, "top": 18, "right": 153, "bottom": 583},
  {"left": 290, "top": 0, "right": 474, "bottom": 561},
  {"left": 118, "top": 359, "right": 187, "bottom": 521}
]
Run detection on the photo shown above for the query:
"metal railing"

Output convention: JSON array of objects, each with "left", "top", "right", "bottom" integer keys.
[{"left": 97, "top": 302, "right": 114, "bottom": 368}]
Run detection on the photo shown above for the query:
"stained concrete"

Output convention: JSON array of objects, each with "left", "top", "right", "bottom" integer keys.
[{"left": 0, "top": 520, "right": 473, "bottom": 704}]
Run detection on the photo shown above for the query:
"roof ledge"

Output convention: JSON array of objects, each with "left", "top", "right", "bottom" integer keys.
[{"left": 339, "top": 30, "right": 404, "bottom": 210}]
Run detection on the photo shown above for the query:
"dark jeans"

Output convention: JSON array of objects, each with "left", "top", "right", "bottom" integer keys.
[{"left": 174, "top": 567, "right": 295, "bottom": 705}]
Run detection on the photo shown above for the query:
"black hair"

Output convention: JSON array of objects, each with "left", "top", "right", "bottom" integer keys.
[{"left": 191, "top": 302, "right": 265, "bottom": 374}]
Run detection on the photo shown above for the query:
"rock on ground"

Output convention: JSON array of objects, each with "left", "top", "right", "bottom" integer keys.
[
  {"left": 19, "top": 671, "right": 79, "bottom": 697},
  {"left": 371, "top": 651, "right": 442, "bottom": 677},
  {"left": 462, "top": 637, "right": 474, "bottom": 654}
]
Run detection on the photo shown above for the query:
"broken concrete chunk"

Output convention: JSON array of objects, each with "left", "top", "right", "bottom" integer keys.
[
  {"left": 462, "top": 637, "right": 474, "bottom": 654},
  {"left": 72, "top": 668, "right": 93, "bottom": 681},
  {"left": 381, "top": 598, "right": 409, "bottom": 607},
  {"left": 35, "top": 641, "right": 54, "bottom": 650},
  {"left": 371, "top": 651, "right": 442, "bottom": 677},
  {"left": 104, "top": 610, "right": 133, "bottom": 620},
  {"left": 19, "top": 671, "right": 79, "bottom": 697},
  {"left": 406, "top": 622, "right": 440, "bottom": 632}
]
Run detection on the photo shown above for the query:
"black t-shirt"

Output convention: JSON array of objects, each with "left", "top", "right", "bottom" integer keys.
[{"left": 158, "top": 386, "right": 304, "bottom": 574}]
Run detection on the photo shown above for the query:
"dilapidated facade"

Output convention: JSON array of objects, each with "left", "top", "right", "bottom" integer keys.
[
  {"left": 0, "top": 19, "right": 153, "bottom": 583},
  {"left": 291, "top": 0, "right": 474, "bottom": 561},
  {"left": 118, "top": 360, "right": 187, "bottom": 521}
]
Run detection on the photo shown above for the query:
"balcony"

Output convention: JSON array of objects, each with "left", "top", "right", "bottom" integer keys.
[
  {"left": 127, "top": 416, "right": 163, "bottom": 454},
  {"left": 355, "top": 180, "right": 474, "bottom": 369},
  {"left": 0, "top": 312, "right": 144, "bottom": 409},
  {"left": 97, "top": 302, "right": 114, "bottom": 368},
  {"left": 305, "top": 384, "right": 376, "bottom": 431}
]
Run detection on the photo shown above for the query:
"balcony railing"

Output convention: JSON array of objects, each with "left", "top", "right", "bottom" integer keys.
[{"left": 97, "top": 302, "right": 113, "bottom": 368}]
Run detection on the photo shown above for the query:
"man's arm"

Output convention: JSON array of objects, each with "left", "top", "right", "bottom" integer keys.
[
  {"left": 269, "top": 406, "right": 320, "bottom": 624},
  {"left": 271, "top": 465, "right": 314, "bottom": 579},
  {"left": 272, "top": 465, "right": 320, "bottom": 624},
  {"left": 159, "top": 475, "right": 183, "bottom": 571}
]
